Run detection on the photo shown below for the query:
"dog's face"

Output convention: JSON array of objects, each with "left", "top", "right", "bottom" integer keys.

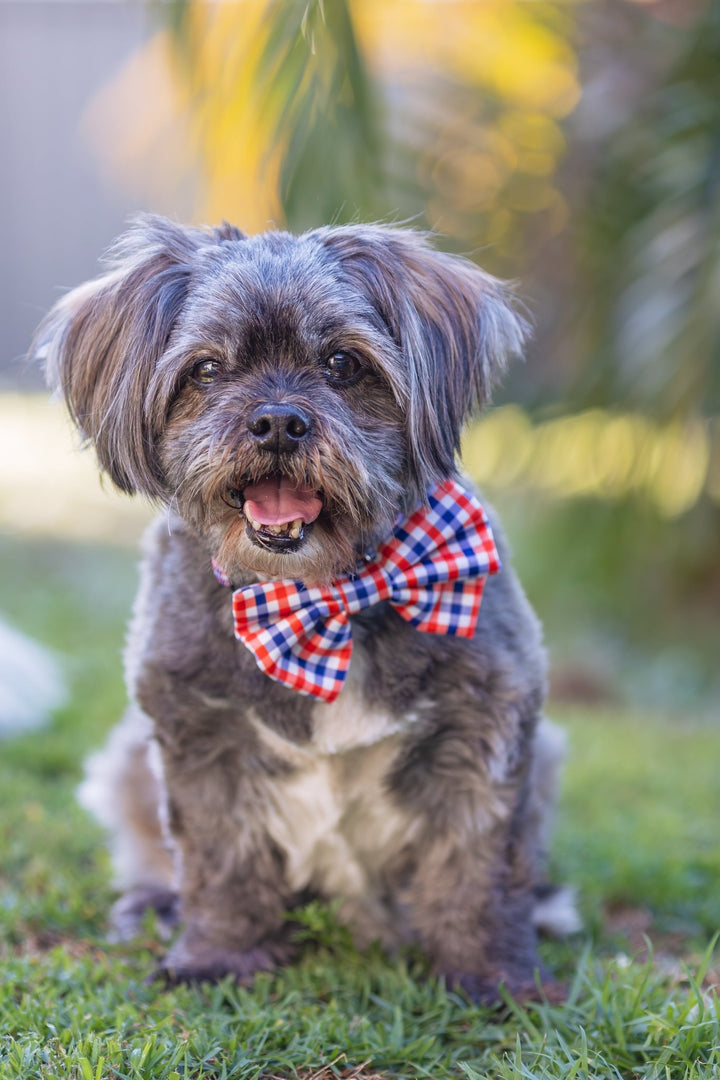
[{"left": 38, "top": 217, "right": 527, "bottom": 585}]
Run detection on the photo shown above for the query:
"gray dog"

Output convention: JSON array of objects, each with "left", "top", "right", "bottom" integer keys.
[{"left": 38, "top": 216, "right": 577, "bottom": 1002}]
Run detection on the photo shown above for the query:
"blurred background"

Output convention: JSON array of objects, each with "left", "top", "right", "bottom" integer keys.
[{"left": 1, "top": 0, "right": 719, "bottom": 717}]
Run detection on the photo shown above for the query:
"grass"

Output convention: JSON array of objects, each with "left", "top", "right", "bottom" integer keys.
[{"left": 1, "top": 530, "right": 720, "bottom": 1079}]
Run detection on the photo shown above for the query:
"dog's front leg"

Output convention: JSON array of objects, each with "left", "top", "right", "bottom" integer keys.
[
  {"left": 152, "top": 740, "right": 296, "bottom": 985},
  {"left": 409, "top": 837, "right": 549, "bottom": 1004},
  {"left": 391, "top": 733, "right": 553, "bottom": 1004},
  {"left": 408, "top": 830, "right": 551, "bottom": 1004}
]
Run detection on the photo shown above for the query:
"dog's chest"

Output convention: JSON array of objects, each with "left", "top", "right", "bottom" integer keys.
[{"left": 251, "top": 663, "right": 421, "bottom": 897}]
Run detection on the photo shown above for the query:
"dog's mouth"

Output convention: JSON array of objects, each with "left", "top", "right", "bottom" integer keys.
[{"left": 227, "top": 475, "right": 323, "bottom": 553}]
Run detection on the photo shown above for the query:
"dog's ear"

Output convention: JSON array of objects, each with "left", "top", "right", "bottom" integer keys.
[
  {"left": 35, "top": 214, "right": 245, "bottom": 496},
  {"left": 317, "top": 225, "right": 529, "bottom": 494}
]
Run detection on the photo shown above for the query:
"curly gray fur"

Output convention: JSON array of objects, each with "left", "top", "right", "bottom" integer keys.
[{"left": 39, "top": 216, "right": 576, "bottom": 1002}]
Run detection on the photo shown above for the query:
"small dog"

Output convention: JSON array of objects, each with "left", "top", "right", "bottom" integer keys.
[{"left": 37, "top": 216, "right": 577, "bottom": 1002}]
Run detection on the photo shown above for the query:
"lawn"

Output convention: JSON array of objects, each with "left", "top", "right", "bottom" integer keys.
[{"left": 1, "top": 530, "right": 719, "bottom": 1079}]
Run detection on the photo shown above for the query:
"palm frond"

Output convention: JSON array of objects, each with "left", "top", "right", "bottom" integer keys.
[{"left": 255, "top": 0, "right": 386, "bottom": 229}]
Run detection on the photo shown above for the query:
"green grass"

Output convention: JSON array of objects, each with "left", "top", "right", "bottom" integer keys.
[{"left": 1, "top": 531, "right": 719, "bottom": 1079}]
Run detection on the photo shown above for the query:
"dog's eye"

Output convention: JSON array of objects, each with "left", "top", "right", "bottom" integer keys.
[
  {"left": 321, "top": 352, "right": 362, "bottom": 384},
  {"left": 191, "top": 358, "right": 223, "bottom": 385}
]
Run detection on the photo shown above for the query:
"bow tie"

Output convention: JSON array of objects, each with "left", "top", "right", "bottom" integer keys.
[{"left": 214, "top": 478, "right": 500, "bottom": 703}]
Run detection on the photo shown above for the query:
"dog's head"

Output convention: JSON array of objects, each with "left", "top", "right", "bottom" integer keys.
[{"left": 37, "top": 216, "right": 528, "bottom": 584}]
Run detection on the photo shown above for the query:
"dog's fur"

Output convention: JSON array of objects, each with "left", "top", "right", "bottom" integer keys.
[{"left": 37, "top": 216, "right": 577, "bottom": 1002}]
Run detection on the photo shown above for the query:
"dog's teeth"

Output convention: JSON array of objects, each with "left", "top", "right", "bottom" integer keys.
[{"left": 243, "top": 513, "right": 305, "bottom": 540}]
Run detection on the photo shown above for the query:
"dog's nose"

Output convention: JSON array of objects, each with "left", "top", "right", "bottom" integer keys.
[{"left": 247, "top": 403, "right": 312, "bottom": 452}]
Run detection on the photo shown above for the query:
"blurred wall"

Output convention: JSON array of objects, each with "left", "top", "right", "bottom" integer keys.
[{"left": 0, "top": 0, "right": 190, "bottom": 389}]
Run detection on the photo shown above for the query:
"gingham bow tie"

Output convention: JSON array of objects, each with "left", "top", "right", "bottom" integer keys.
[{"left": 216, "top": 479, "right": 500, "bottom": 703}]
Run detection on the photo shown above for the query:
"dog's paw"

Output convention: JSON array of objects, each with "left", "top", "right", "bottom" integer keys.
[
  {"left": 442, "top": 970, "right": 568, "bottom": 1007},
  {"left": 154, "top": 934, "right": 294, "bottom": 986},
  {"left": 109, "top": 886, "right": 181, "bottom": 942}
]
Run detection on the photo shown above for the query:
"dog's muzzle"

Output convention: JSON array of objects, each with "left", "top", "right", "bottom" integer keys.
[{"left": 224, "top": 403, "right": 322, "bottom": 553}]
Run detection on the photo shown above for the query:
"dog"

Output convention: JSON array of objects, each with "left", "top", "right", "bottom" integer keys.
[{"left": 37, "top": 215, "right": 577, "bottom": 1002}]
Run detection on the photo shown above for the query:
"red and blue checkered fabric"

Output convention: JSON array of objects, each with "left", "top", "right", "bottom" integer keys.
[{"left": 222, "top": 478, "right": 500, "bottom": 703}]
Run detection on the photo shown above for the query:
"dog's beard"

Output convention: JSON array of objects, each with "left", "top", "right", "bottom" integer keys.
[{"left": 158, "top": 410, "right": 407, "bottom": 587}]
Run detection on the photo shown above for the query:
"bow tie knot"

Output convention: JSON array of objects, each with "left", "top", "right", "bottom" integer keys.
[{"left": 220, "top": 478, "right": 500, "bottom": 703}]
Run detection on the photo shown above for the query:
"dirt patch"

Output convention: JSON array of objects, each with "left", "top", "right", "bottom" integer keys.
[
  {"left": 9, "top": 929, "right": 103, "bottom": 961},
  {"left": 603, "top": 903, "right": 719, "bottom": 987}
]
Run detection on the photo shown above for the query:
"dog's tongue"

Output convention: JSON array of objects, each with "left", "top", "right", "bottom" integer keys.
[{"left": 243, "top": 477, "right": 322, "bottom": 526}]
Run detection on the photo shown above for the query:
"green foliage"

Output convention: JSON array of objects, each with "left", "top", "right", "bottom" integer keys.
[
  {"left": 556, "top": 709, "right": 720, "bottom": 938},
  {"left": 258, "top": 0, "right": 386, "bottom": 230},
  {"left": 168, "top": 0, "right": 578, "bottom": 272},
  {"left": 488, "top": 490, "right": 720, "bottom": 712},
  {"left": 573, "top": 4, "right": 720, "bottom": 421},
  {"left": 2, "top": 935, "right": 719, "bottom": 1078}
]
